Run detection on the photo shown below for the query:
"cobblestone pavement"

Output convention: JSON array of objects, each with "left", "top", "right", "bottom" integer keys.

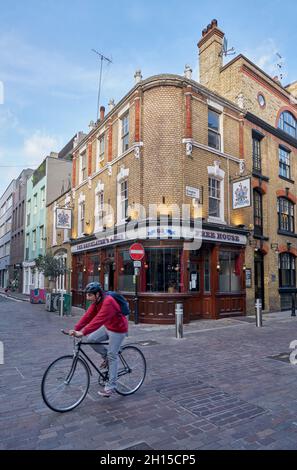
[{"left": 1, "top": 295, "right": 297, "bottom": 450}]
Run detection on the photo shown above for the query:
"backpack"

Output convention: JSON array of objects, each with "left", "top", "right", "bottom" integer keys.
[{"left": 106, "top": 291, "right": 130, "bottom": 316}]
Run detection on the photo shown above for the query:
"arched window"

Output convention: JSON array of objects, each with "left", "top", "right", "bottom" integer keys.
[
  {"left": 277, "top": 197, "right": 295, "bottom": 233},
  {"left": 278, "top": 111, "right": 297, "bottom": 138},
  {"left": 279, "top": 253, "right": 296, "bottom": 287}
]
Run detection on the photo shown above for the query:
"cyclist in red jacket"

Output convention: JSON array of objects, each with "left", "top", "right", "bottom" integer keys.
[{"left": 69, "top": 282, "right": 128, "bottom": 397}]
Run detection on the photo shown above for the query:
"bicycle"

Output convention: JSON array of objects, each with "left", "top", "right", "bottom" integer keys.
[{"left": 41, "top": 330, "right": 147, "bottom": 413}]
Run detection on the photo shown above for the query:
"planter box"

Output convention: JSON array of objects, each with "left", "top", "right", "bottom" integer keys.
[{"left": 30, "top": 288, "right": 46, "bottom": 304}]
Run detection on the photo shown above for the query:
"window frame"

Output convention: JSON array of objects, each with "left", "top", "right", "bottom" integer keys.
[
  {"left": 121, "top": 113, "right": 129, "bottom": 153},
  {"left": 278, "top": 111, "right": 297, "bottom": 139},
  {"left": 208, "top": 108, "right": 221, "bottom": 151},
  {"left": 279, "top": 252, "right": 296, "bottom": 288},
  {"left": 208, "top": 177, "right": 221, "bottom": 219},
  {"left": 277, "top": 197, "right": 295, "bottom": 233},
  {"left": 253, "top": 189, "right": 263, "bottom": 236},
  {"left": 279, "top": 147, "right": 291, "bottom": 179}
]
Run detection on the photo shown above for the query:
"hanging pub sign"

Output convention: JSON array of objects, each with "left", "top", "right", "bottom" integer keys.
[
  {"left": 232, "top": 177, "right": 251, "bottom": 209},
  {"left": 56, "top": 208, "right": 72, "bottom": 229}
]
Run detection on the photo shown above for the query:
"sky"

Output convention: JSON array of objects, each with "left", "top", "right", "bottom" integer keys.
[{"left": 0, "top": 0, "right": 296, "bottom": 195}]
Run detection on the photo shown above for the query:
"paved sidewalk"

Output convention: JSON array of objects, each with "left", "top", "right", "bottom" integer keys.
[
  {"left": 1, "top": 297, "right": 297, "bottom": 450},
  {"left": 0, "top": 288, "right": 30, "bottom": 302}
]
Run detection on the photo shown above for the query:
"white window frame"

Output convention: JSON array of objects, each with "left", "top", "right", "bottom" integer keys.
[
  {"left": 117, "top": 167, "right": 129, "bottom": 225},
  {"left": 33, "top": 193, "right": 37, "bottom": 215},
  {"left": 40, "top": 186, "right": 45, "bottom": 208},
  {"left": 96, "top": 130, "right": 105, "bottom": 171},
  {"left": 32, "top": 230, "right": 37, "bottom": 252},
  {"left": 79, "top": 148, "right": 87, "bottom": 184},
  {"left": 94, "top": 181, "right": 105, "bottom": 232},
  {"left": 207, "top": 99, "right": 224, "bottom": 153},
  {"left": 207, "top": 162, "right": 225, "bottom": 224},
  {"left": 40, "top": 225, "right": 44, "bottom": 251},
  {"left": 78, "top": 193, "right": 86, "bottom": 237},
  {"left": 117, "top": 104, "right": 130, "bottom": 157}
]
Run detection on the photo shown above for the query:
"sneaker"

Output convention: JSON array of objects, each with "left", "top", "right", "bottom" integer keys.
[{"left": 98, "top": 388, "right": 115, "bottom": 398}]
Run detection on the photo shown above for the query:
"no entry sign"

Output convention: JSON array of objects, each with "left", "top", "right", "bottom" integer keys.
[{"left": 129, "top": 243, "right": 145, "bottom": 261}]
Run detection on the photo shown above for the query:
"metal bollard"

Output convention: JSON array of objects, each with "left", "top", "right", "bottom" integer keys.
[
  {"left": 255, "top": 298, "right": 262, "bottom": 327},
  {"left": 175, "top": 303, "right": 183, "bottom": 338},
  {"left": 291, "top": 293, "right": 296, "bottom": 317}
]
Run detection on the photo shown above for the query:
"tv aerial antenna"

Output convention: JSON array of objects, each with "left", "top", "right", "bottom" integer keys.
[
  {"left": 92, "top": 49, "right": 112, "bottom": 121},
  {"left": 275, "top": 52, "right": 286, "bottom": 81},
  {"left": 220, "top": 37, "right": 236, "bottom": 57}
]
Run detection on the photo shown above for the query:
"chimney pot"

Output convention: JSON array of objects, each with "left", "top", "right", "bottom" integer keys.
[
  {"left": 202, "top": 28, "right": 207, "bottom": 36},
  {"left": 108, "top": 99, "right": 115, "bottom": 111},
  {"left": 100, "top": 106, "right": 105, "bottom": 121},
  {"left": 211, "top": 19, "right": 218, "bottom": 28},
  {"left": 134, "top": 70, "right": 143, "bottom": 84}
]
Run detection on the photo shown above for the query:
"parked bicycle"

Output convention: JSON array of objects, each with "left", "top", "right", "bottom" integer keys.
[{"left": 41, "top": 330, "right": 147, "bottom": 413}]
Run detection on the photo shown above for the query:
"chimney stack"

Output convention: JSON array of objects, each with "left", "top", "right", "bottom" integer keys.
[
  {"left": 134, "top": 70, "right": 143, "bottom": 84},
  {"left": 197, "top": 19, "right": 224, "bottom": 91},
  {"left": 100, "top": 106, "right": 105, "bottom": 121},
  {"left": 184, "top": 65, "right": 192, "bottom": 80}
]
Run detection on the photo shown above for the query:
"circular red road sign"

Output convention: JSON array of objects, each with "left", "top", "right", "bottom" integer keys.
[{"left": 129, "top": 243, "right": 145, "bottom": 261}]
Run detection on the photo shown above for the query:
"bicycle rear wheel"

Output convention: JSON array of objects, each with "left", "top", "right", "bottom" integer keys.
[
  {"left": 41, "top": 355, "right": 90, "bottom": 412},
  {"left": 116, "top": 345, "right": 146, "bottom": 396}
]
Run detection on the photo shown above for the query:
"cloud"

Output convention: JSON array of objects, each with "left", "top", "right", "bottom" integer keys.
[{"left": 23, "top": 131, "right": 61, "bottom": 163}]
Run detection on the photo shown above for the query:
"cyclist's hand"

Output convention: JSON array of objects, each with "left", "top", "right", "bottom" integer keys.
[
  {"left": 72, "top": 330, "right": 83, "bottom": 338},
  {"left": 68, "top": 329, "right": 76, "bottom": 336}
]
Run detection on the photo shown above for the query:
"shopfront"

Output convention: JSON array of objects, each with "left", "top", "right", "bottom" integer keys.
[{"left": 71, "top": 224, "right": 248, "bottom": 324}]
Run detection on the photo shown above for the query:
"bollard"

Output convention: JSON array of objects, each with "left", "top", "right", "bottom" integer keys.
[
  {"left": 175, "top": 303, "right": 183, "bottom": 338},
  {"left": 255, "top": 298, "right": 262, "bottom": 327},
  {"left": 291, "top": 293, "right": 296, "bottom": 317}
]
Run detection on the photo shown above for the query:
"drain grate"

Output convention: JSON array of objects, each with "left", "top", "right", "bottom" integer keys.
[
  {"left": 123, "top": 442, "right": 154, "bottom": 450},
  {"left": 267, "top": 352, "right": 291, "bottom": 363},
  {"left": 158, "top": 382, "right": 266, "bottom": 428}
]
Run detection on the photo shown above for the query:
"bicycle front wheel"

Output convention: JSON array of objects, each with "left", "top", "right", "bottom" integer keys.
[
  {"left": 116, "top": 345, "right": 146, "bottom": 396},
  {"left": 41, "top": 355, "right": 90, "bottom": 412}
]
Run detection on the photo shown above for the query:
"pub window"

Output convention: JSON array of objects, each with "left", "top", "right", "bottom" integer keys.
[
  {"left": 218, "top": 251, "right": 241, "bottom": 293},
  {"left": 279, "top": 147, "right": 291, "bottom": 179},
  {"left": 118, "top": 250, "right": 134, "bottom": 292},
  {"left": 279, "top": 253, "right": 296, "bottom": 288},
  {"left": 277, "top": 197, "right": 294, "bottom": 233},
  {"left": 208, "top": 108, "right": 221, "bottom": 150},
  {"left": 121, "top": 113, "right": 129, "bottom": 153},
  {"left": 252, "top": 136, "right": 262, "bottom": 172},
  {"left": 208, "top": 177, "right": 221, "bottom": 218},
  {"left": 146, "top": 248, "right": 181, "bottom": 293},
  {"left": 253, "top": 189, "right": 263, "bottom": 236}
]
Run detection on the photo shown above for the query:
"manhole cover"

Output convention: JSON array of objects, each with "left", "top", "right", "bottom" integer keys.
[
  {"left": 267, "top": 352, "right": 290, "bottom": 363},
  {"left": 123, "top": 442, "right": 154, "bottom": 450}
]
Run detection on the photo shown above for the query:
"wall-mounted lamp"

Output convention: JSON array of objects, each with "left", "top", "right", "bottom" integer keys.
[
  {"left": 120, "top": 267, "right": 125, "bottom": 272},
  {"left": 97, "top": 265, "right": 101, "bottom": 272},
  {"left": 175, "top": 264, "right": 180, "bottom": 272},
  {"left": 144, "top": 263, "right": 149, "bottom": 269},
  {"left": 83, "top": 266, "right": 86, "bottom": 272},
  {"left": 216, "top": 262, "right": 221, "bottom": 272},
  {"left": 271, "top": 243, "right": 279, "bottom": 253},
  {"left": 243, "top": 264, "right": 246, "bottom": 271}
]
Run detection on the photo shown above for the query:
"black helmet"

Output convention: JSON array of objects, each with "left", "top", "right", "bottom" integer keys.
[{"left": 85, "top": 282, "right": 103, "bottom": 294}]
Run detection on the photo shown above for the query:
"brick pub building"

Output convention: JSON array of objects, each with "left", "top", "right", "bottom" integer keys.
[{"left": 70, "top": 68, "right": 249, "bottom": 323}]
